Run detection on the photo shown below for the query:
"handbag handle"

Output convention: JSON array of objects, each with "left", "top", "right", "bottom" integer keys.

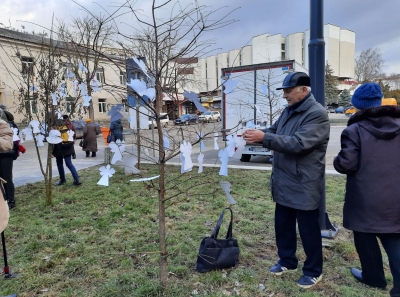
[{"left": 210, "top": 207, "right": 233, "bottom": 240}]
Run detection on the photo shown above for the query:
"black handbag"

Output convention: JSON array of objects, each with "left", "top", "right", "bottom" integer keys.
[
  {"left": 79, "top": 139, "right": 87, "bottom": 148},
  {"left": 195, "top": 207, "right": 240, "bottom": 273},
  {"left": 106, "top": 131, "right": 113, "bottom": 143}
]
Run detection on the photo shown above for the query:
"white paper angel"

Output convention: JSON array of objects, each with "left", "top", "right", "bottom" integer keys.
[
  {"left": 82, "top": 95, "right": 92, "bottom": 107},
  {"left": 78, "top": 83, "right": 88, "bottom": 96},
  {"left": 21, "top": 127, "right": 33, "bottom": 140},
  {"left": 67, "top": 130, "right": 75, "bottom": 142},
  {"left": 57, "top": 87, "right": 67, "bottom": 98},
  {"left": 29, "top": 85, "right": 38, "bottom": 91},
  {"left": 55, "top": 109, "right": 62, "bottom": 119},
  {"left": 67, "top": 70, "right": 75, "bottom": 79},
  {"left": 90, "top": 79, "right": 100, "bottom": 92},
  {"left": 222, "top": 79, "right": 239, "bottom": 94},
  {"left": 35, "top": 134, "right": 45, "bottom": 147},
  {"left": 46, "top": 130, "right": 62, "bottom": 144},
  {"left": 29, "top": 120, "right": 41, "bottom": 133},
  {"left": 97, "top": 165, "right": 115, "bottom": 186},
  {"left": 132, "top": 57, "right": 150, "bottom": 79},
  {"left": 109, "top": 141, "right": 123, "bottom": 165},
  {"left": 198, "top": 152, "right": 204, "bottom": 174},
  {"left": 51, "top": 92, "right": 58, "bottom": 105},
  {"left": 232, "top": 134, "right": 246, "bottom": 159},
  {"left": 197, "top": 132, "right": 206, "bottom": 151},
  {"left": 126, "top": 79, "right": 146, "bottom": 96},
  {"left": 12, "top": 128, "right": 19, "bottom": 141},
  {"left": 213, "top": 131, "right": 219, "bottom": 150},
  {"left": 220, "top": 181, "right": 236, "bottom": 204},
  {"left": 116, "top": 139, "right": 125, "bottom": 154},
  {"left": 79, "top": 63, "right": 88, "bottom": 73},
  {"left": 226, "top": 135, "right": 236, "bottom": 157},
  {"left": 218, "top": 147, "right": 229, "bottom": 176},
  {"left": 163, "top": 129, "right": 170, "bottom": 150},
  {"left": 180, "top": 140, "right": 193, "bottom": 173},
  {"left": 183, "top": 90, "right": 207, "bottom": 113},
  {"left": 123, "top": 156, "right": 140, "bottom": 175}
]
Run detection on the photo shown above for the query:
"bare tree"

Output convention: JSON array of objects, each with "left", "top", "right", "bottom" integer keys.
[{"left": 354, "top": 48, "right": 384, "bottom": 83}]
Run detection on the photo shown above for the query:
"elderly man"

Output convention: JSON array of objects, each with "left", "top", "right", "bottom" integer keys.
[{"left": 243, "top": 72, "right": 330, "bottom": 288}]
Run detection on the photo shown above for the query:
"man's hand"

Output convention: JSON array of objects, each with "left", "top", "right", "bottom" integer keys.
[{"left": 242, "top": 129, "right": 265, "bottom": 143}]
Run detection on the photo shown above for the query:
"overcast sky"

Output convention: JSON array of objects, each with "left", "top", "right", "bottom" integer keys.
[{"left": 1, "top": 0, "right": 399, "bottom": 74}]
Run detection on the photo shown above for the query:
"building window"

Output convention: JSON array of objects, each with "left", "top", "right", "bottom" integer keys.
[
  {"left": 21, "top": 57, "right": 34, "bottom": 76},
  {"left": 227, "top": 57, "right": 229, "bottom": 67},
  {"left": 98, "top": 98, "right": 107, "bottom": 113},
  {"left": 25, "top": 97, "right": 37, "bottom": 114},
  {"left": 62, "top": 62, "right": 73, "bottom": 79},
  {"left": 66, "top": 97, "right": 75, "bottom": 113},
  {"left": 120, "top": 71, "right": 126, "bottom": 85},
  {"left": 281, "top": 43, "right": 285, "bottom": 51},
  {"left": 281, "top": 52, "right": 285, "bottom": 60},
  {"left": 95, "top": 68, "right": 105, "bottom": 83}
]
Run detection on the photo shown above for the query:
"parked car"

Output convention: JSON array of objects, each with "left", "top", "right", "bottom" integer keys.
[
  {"left": 174, "top": 114, "right": 199, "bottom": 125},
  {"left": 148, "top": 113, "right": 169, "bottom": 129},
  {"left": 326, "top": 106, "right": 335, "bottom": 113},
  {"left": 335, "top": 106, "right": 345, "bottom": 114},
  {"left": 198, "top": 111, "right": 221, "bottom": 122},
  {"left": 71, "top": 120, "right": 101, "bottom": 139}
]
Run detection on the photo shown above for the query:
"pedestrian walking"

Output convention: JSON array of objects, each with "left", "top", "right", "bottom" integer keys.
[
  {"left": 243, "top": 72, "right": 330, "bottom": 288},
  {"left": 110, "top": 119, "right": 123, "bottom": 142},
  {"left": 62, "top": 115, "right": 76, "bottom": 159},
  {"left": 334, "top": 82, "right": 400, "bottom": 297},
  {"left": 82, "top": 118, "right": 98, "bottom": 157},
  {"left": 53, "top": 120, "right": 81, "bottom": 186}
]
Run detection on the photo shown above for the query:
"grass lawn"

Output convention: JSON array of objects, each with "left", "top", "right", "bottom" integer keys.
[{"left": 0, "top": 165, "right": 392, "bottom": 296}]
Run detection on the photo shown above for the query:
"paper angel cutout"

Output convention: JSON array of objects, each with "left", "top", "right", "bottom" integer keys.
[
  {"left": 126, "top": 79, "right": 155, "bottom": 100},
  {"left": 218, "top": 147, "right": 229, "bottom": 176},
  {"left": 57, "top": 87, "right": 67, "bottom": 98},
  {"left": 82, "top": 95, "right": 92, "bottom": 107},
  {"left": 21, "top": 127, "right": 33, "bottom": 140},
  {"left": 232, "top": 135, "right": 246, "bottom": 159},
  {"left": 67, "top": 70, "right": 75, "bottom": 79},
  {"left": 46, "top": 130, "right": 62, "bottom": 144},
  {"left": 97, "top": 165, "right": 115, "bottom": 186},
  {"left": 12, "top": 128, "right": 19, "bottom": 141},
  {"left": 108, "top": 141, "right": 119, "bottom": 164},
  {"left": 197, "top": 132, "right": 206, "bottom": 151},
  {"left": 29, "top": 120, "right": 41, "bottom": 133},
  {"left": 222, "top": 79, "right": 239, "bottom": 94},
  {"left": 163, "top": 129, "right": 170, "bottom": 150},
  {"left": 55, "top": 109, "right": 62, "bottom": 119},
  {"left": 78, "top": 83, "right": 88, "bottom": 96},
  {"left": 79, "top": 63, "right": 88, "bottom": 73},
  {"left": 183, "top": 90, "right": 207, "bottom": 113},
  {"left": 132, "top": 57, "right": 150, "bottom": 79},
  {"left": 107, "top": 104, "right": 124, "bottom": 122},
  {"left": 67, "top": 130, "right": 75, "bottom": 142},
  {"left": 180, "top": 140, "right": 193, "bottom": 173},
  {"left": 255, "top": 104, "right": 266, "bottom": 122},
  {"left": 245, "top": 121, "right": 256, "bottom": 129},
  {"left": 35, "top": 134, "right": 45, "bottom": 146},
  {"left": 220, "top": 181, "right": 236, "bottom": 204},
  {"left": 90, "top": 79, "right": 101, "bottom": 92},
  {"left": 29, "top": 85, "right": 38, "bottom": 91},
  {"left": 123, "top": 156, "right": 140, "bottom": 175},
  {"left": 213, "top": 131, "right": 219, "bottom": 150},
  {"left": 198, "top": 152, "right": 204, "bottom": 174},
  {"left": 226, "top": 135, "right": 236, "bottom": 157},
  {"left": 130, "top": 175, "right": 160, "bottom": 182},
  {"left": 142, "top": 147, "right": 150, "bottom": 156},
  {"left": 51, "top": 92, "right": 58, "bottom": 105},
  {"left": 261, "top": 85, "right": 277, "bottom": 97}
]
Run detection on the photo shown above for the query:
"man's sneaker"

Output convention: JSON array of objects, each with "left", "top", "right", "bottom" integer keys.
[
  {"left": 73, "top": 179, "right": 82, "bottom": 186},
  {"left": 55, "top": 180, "right": 66, "bottom": 186},
  {"left": 269, "top": 263, "right": 297, "bottom": 276},
  {"left": 297, "top": 275, "right": 322, "bottom": 288}
]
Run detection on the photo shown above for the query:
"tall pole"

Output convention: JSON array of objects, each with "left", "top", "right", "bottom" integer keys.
[
  {"left": 254, "top": 69, "right": 257, "bottom": 125},
  {"left": 309, "top": 0, "right": 338, "bottom": 238}
]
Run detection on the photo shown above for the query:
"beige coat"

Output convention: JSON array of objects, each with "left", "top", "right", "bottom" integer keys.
[{"left": 0, "top": 120, "right": 13, "bottom": 153}]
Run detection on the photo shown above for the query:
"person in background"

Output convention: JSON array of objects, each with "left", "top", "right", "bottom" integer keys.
[
  {"left": 0, "top": 105, "right": 17, "bottom": 209},
  {"left": 243, "top": 72, "right": 330, "bottom": 289},
  {"left": 53, "top": 119, "right": 81, "bottom": 186},
  {"left": 334, "top": 82, "right": 400, "bottom": 297},
  {"left": 110, "top": 119, "right": 123, "bottom": 142},
  {"left": 82, "top": 118, "right": 98, "bottom": 157},
  {"left": 62, "top": 115, "right": 76, "bottom": 159}
]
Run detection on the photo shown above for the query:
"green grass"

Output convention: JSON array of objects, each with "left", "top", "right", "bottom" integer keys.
[{"left": 0, "top": 165, "right": 392, "bottom": 296}]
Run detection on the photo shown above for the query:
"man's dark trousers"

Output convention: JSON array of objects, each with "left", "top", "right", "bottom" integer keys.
[{"left": 275, "top": 203, "right": 323, "bottom": 277}]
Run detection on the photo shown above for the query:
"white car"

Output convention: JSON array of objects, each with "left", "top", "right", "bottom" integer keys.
[
  {"left": 149, "top": 113, "right": 169, "bottom": 129},
  {"left": 198, "top": 111, "right": 221, "bottom": 123}
]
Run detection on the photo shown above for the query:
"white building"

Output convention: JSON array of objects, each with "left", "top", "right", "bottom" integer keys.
[{"left": 198, "top": 24, "right": 355, "bottom": 94}]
